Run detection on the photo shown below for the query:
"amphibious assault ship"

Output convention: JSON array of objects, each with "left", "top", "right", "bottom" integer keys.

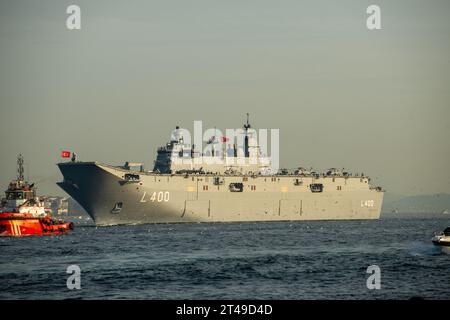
[{"left": 57, "top": 116, "right": 384, "bottom": 226}]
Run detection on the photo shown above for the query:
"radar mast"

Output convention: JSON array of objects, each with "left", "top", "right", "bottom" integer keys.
[
  {"left": 17, "top": 154, "right": 24, "bottom": 181},
  {"left": 244, "top": 113, "right": 251, "bottom": 130}
]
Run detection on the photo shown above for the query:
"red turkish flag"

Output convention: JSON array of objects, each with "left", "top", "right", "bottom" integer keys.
[
  {"left": 61, "top": 151, "right": 71, "bottom": 158},
  {"left": 220, "top": 136, "right": 229, "bottom": 143}
]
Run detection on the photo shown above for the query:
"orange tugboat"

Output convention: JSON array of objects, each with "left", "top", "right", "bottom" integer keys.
[{"left": 0, "top": 155, "right": 74, "bottom": 237}]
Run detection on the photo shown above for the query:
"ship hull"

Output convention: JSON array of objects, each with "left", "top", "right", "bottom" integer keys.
[
  {"left": 57, "top": 162, "right": 384, "bottom": 226},
  {"left": 0, "top": 213, "right": 73, "bottom": 237}
]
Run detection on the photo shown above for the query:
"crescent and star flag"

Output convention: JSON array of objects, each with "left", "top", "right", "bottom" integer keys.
[{"left": 61, "top": 151, "right": 71, "bottom": 158}]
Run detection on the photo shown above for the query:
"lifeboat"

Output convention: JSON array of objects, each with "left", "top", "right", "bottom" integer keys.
[{"left": 0, "top": 155, "right": 74, "bottom": 237}]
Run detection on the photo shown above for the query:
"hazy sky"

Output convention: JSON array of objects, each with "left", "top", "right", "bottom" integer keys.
[{"left": 1, "top": 0, "right": 449, "bottom": 196}]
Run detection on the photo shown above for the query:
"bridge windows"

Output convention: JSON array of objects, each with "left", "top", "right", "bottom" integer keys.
[{"left": 6, "top": 191, "right": 24, "bottom": 200}]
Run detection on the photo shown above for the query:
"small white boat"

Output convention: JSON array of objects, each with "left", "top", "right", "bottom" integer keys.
[
  {"left": 432, "top": 227, "right": 450, "bottom": 246},
  {"left": 442, "top": 209, "right": 449, "bottom": 215}
]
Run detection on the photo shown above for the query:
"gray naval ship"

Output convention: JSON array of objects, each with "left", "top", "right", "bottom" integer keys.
[{"left": 57, "top": 116, "right": 384, "bottom": 226}]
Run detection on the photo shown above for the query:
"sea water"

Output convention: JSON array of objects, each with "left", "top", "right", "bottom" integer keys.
[{"left": 1, "top": 215, "right": 449, "bottom": 299}]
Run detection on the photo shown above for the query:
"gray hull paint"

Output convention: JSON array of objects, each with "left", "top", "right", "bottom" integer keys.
[{"left": 57, "top": 162, "right": 384, "bottom": 226}]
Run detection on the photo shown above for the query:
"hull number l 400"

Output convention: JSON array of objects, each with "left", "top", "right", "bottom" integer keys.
[
  {"left": 140, "top": 191, "right": 170, "bottom": 203},
  {"left": 361, "top": 200, "right": 374, "bottom": 207}
]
